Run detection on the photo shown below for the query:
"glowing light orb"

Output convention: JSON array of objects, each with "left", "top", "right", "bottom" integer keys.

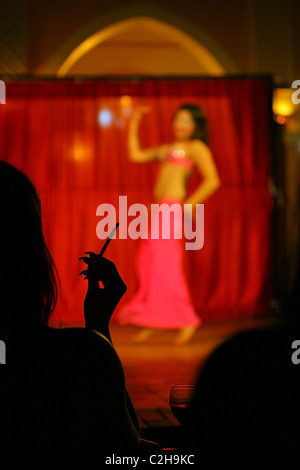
[
  {"left": 120, "top": 95, "right": 132, "bottom": 107},
  {"left": 98, "top": 109, "right": 112, "bottom": 127}
]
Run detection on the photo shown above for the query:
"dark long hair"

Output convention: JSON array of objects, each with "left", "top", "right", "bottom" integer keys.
[
  {"left": 0, "top": 161, "right": 58, "bottom": 326},
  {"left": 176, "top": 103, "right": 209, "bottom": 145}
]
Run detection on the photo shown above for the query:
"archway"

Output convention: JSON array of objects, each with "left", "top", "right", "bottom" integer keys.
[{"left": 55, "top": 16, "right": 231, "bottom": 77}]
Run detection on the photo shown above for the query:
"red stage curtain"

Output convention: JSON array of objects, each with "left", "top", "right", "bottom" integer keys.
[{"left": 0, "top": 77, "right": 274, "bottom": 325}]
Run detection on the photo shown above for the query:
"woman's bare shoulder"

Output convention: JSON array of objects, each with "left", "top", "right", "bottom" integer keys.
[
  {"left": 190, "top": 139, "right": 210, "bottom": 152},
  {"left": 45, "top": 326, "right": 120, "bottom": 364}
]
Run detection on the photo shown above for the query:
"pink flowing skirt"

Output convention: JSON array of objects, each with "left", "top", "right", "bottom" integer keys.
[{"left": 117, "top": 199, "right": 201, "bottom": 329}]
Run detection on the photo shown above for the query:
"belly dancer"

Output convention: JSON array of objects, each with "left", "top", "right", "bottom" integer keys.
[{"left": 118, "top": 103, "right": 220, "bottom": 344}]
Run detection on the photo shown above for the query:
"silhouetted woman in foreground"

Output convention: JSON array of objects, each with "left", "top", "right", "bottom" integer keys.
[{"left": 0, "top": 161, "right": 139, "bottom": 450}]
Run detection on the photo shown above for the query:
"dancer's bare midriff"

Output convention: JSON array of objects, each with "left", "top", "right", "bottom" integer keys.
[{"left": 153, "top": 162, "right": 192, "bottom": 202}]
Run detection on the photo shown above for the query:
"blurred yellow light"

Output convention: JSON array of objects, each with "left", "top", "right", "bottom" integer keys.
[
  {"left": 120, "top": 95, "right": 132, "bottom": 107},
  {"left": 71, "top": 140, "right": 91, "bottom": 162},
  {"left": 273, "top": 88, "right": 297, "bottom": 117}
]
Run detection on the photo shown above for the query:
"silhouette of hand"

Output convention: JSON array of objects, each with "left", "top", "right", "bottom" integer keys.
[{"left": 79, "top": 252, "right": 127, "bottom": 337}]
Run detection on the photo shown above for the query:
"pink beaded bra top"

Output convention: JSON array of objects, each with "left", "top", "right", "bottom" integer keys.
[{"left": 164, "top": 146, "right": 195, "bottom": 170}]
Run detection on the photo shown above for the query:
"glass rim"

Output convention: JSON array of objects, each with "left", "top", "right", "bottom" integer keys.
[{"left": 170, "top": 383, "right": 196, "bottom": 388}]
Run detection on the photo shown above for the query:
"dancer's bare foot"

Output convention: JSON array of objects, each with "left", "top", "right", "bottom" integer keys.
[
  {"left": 174, "top": 326, "right": 198, "bottom": 345},
  {"left": 132, "top": 328, "right": 154, "bottom": 342}
]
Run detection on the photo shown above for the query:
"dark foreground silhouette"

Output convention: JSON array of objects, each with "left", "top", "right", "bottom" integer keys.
[{"left": 0, "top": 161, "right": 139, "bottom": 450}]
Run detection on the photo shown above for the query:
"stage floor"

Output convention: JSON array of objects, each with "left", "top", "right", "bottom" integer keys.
[{"left": 110, "top": 315, "right": 277, "bottom": 436}]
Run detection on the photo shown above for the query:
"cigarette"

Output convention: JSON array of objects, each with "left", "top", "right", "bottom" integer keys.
[{"left": 99, "top": 222, "right": 119, "bottom": 256}]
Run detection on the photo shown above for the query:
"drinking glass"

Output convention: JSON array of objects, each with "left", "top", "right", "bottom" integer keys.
[{"left": 169, "top": 384, "right": 195, "bottom": 424}]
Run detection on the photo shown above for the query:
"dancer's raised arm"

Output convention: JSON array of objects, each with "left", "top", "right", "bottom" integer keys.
[{"left": 128, "top": 106, "right": 168, "bottom": 163}]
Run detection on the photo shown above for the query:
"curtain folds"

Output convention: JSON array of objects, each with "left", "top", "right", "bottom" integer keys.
[{"left": 0, "top": 77, "right": 274, "bottom": 325}]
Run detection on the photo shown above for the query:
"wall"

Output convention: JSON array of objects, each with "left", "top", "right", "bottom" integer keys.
[{"left": 0, "top": 0, "right": 298, "bottom": 83}]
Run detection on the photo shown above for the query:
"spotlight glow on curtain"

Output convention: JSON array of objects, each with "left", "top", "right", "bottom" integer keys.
[{"left": 0, "top": 77, "right": 274, "bottom": 325}]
